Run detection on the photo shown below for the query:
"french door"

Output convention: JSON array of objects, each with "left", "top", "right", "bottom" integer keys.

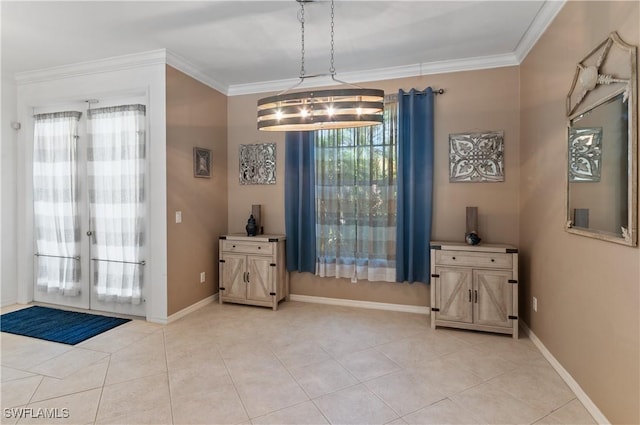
[{"left": 32, "top": 98, "right": 147, "bottom": 317}]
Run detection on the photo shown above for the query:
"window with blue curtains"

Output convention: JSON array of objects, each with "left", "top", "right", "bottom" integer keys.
[{"left": 284, "top": 87, "right": 435, "bottom": 284}]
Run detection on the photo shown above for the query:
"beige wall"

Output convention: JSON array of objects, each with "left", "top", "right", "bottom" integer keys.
[
  {"left": 228, "top": 67, "right": 520, "bottom": 305},
  {"left": 228, "top": 94, "right": 286, "bottom": 234},
  {"left": 166, "top": 66, "right": 228, "bottom": 316},
  {"left": 519, "top": 2, "right": 639, "bottom": 424}
]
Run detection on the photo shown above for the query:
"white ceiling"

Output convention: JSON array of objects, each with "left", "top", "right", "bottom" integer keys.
[{"left": 1, "top": 1, "right": 564, "bottom": 95}]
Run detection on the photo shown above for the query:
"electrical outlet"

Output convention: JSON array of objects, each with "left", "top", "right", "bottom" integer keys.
[
  {"left": 200, "top": 272, "right": 205, "bottom": 283},
  {"left": 175, "top": 211, "right": 182, "bottom": 223},
  {"left": 533, "top": 297, "right": 538, "bottom": 312}
]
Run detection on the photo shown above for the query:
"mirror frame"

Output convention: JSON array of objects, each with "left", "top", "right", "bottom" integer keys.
[{"left": 566, "top": 31, "right": 638, "bottom": 246}]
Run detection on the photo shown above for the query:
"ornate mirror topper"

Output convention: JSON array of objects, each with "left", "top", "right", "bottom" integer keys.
[{"left": 567, "top": 31, "right": 635, "bottom": 117}]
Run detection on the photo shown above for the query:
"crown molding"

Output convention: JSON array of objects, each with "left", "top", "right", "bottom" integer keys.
[
  {"left": 165, "top": 51, "right": 228, "bottom": 95},
  {"left": 419, "top": 53, "right": 519, "bottom": 76},
  {"left": 514, "top": 0, "right": 566, "bottom": 63},
  {"left": 15, "top": 50, "right": 169, "bottom": 85},
  {"left": 228, "top": 75, "right": 329, "bottom": 97},
  {"left": 227, "top": 53, "right": 519, "bottom": 96},
  {"left": 13, "top": 48, "right": 230, "bottom": 94}
]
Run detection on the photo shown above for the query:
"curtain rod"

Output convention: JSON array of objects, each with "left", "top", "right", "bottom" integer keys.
[
  {"left": 400, "top": 88, "right": 445, "bottom": 95},
  {"left": 385, "top": 88, "right": 445, "bottom": 103}
]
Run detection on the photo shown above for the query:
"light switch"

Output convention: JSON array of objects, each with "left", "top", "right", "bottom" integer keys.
[{"left": 175, "top": 211, "right": 182, "bottom": 223}]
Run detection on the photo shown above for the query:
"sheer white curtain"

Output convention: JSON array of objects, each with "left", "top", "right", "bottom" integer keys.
[
  {"left": 87, "top": 105, "right": 146, "bottom": 304},
  {"left": 315, "top": 101, "right": 398, "bottom": 282},
  {"left": 33, "top": 111, "right": 82, "bottom": 295}
]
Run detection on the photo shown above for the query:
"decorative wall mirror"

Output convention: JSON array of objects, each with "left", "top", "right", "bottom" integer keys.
[{"left": 566, "top": 32, "right": 637, "bottom": 246}]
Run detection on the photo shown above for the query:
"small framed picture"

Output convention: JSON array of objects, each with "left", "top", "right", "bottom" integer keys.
[{"left": 193, "top": 147, "right": 211, "bottom": 178}]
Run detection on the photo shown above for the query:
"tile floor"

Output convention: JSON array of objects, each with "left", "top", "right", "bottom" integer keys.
[{"left": 1, "top": 301, "right": 597, "bottom": 425}]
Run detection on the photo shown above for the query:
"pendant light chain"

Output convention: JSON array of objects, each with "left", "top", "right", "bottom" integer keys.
[
  {"left": 300, "top": 1, "right": 306, "bottom": 79},
  {"left": 329, "top": 0, "right": 335, "bottom": 76}
]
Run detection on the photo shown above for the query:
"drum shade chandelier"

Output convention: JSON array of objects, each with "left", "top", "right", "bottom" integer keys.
[{"left": 257, "top": 0, "right": 384, "bottom": 132}]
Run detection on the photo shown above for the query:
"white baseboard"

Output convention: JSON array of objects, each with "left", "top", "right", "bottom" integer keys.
[
  {"left": 164, "top": 293, "right": 219, "bottom": 324},
  {"left": 289, "top": 294, "right": 430, "bottom": 315},
  {"left": 520, "top": 322, "right": 610, "bottom": 425},
  {"left": 1, "top": 298, "right": 18, "bottom": 308}
]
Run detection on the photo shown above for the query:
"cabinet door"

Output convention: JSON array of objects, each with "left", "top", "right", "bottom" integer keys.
[
  {"left": 434, "top": 267, "right": 473, "bottom": 323},
  {"left": 246, "top": 255, "right": 273, "bottom": 303},
  {"left": 221, "top": 253, "right": 247, "bottom": 300},
  {"left": 473, "top": 269, "right": 513, "bottom": 328}
]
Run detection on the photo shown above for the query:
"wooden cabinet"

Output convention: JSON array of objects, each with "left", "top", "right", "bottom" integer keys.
[
  {"left": 430, "top": 241, "right": 519, "bottom": 339},
  {"left": 219, "top": 234, "right": 288, "bottom": 310}
]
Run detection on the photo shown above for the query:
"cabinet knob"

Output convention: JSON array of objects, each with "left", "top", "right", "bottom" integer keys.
[
  {"left": 233, "top": 245, "right": 236, "bottom": 248},
  {"left": 258, "top": 246, "right": 261, "bottom": 249},
  {"left": 452, "top": 256, "right": 456, "bottom": 260},
  {"left": 491, "top": 258, "right": 495, "bottom": 262}
]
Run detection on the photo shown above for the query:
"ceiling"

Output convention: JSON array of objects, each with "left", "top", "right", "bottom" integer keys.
[{"left": 1, "top": 1, "right": 563, "bottom": 95}]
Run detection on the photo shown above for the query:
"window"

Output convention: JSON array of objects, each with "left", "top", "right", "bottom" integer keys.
[
  {"left": 285, "top": 88, "right": 434, "bottom": 283},
  {"left": 315, "top": 101, "right": 398, "bottom": 282}
]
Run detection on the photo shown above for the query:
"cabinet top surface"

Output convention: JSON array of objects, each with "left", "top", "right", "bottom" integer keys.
[
  {"left": 430, "top": 241, "right": 517, "bottom": 253},
  {"left": 222, "top": 234, "right": 286, "bottom": 242}
]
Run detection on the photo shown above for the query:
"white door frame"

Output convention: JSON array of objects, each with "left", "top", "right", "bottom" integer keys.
[
  {"left": 15, "top": 57, "right": 169, "bottom": 323},
  {"left": 30, "top": 96, "right": 149, "bottom": 317}
]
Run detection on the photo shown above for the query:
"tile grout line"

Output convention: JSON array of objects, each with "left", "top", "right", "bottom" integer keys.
[
  {"left": 21, "top": 374, "right": 44, "bottom": 409},
  {"left": 162, "top": 330, "right": 175, "bottom": 425},
  {"left": 270, "top": 345, "right": 317, "bottom": 402},
  {"left": 27, "top": 349, "right": 110, "bottom": 380},
  {"left": 216, "top": 341, "right": 252, "bottom": 423},
  {"left": 92, "top": 352, "right": 112, "bottom": 425},
  {"left": 532, "top": 396, "right": 582, "bottom": 424},
  {"left": 362, "top": 376, "right": 403, "bottom": 422}
]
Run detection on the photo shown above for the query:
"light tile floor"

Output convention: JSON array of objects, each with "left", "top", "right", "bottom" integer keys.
[{"left": 1, "top": 301, "right": 597, "bottom": 425}]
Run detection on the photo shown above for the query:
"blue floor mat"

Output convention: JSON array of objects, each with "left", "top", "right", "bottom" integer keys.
[{"left": 0, "top": 306, "right": 131, "bottom": 345}]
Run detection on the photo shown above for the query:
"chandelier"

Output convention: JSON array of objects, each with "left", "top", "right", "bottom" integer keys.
[{"left": 257, "top": 0, "right": 384, "bottom": 132}]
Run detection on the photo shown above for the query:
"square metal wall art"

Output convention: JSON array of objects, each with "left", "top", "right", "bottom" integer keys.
[
  {"left": 449, "top": 131, "right": 504, "bottom": 182},
  {"left": 239, "top": 143, "right": 276, "bottom": 185},
  {"left": 568, "top": 127, "right": 602, "bottom": 182}
]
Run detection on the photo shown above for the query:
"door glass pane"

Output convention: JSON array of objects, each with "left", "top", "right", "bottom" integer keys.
[
  {"left": 33, "top": 111, "right": 82, "bottom": 296},
  {"left": 87, "top": 105, "right": 146, "bottom": 305}
]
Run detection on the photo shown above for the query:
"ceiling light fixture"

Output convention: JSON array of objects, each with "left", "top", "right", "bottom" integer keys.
[{"left": 257, "top": 0, "right": 384, "bottom": 132}]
